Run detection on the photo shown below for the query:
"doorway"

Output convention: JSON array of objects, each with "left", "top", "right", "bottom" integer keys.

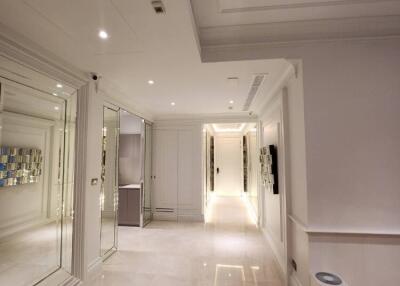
[
  {"left": 214, "top": 136, "right": 242, "bottom": 196},
  {"left": 203, "top": 122, "right": 259, "bottom": 224},
  {"left": 100, "top": 107, "right": 153, "bottom": 259}
]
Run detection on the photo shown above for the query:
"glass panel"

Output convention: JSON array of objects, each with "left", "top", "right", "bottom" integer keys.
[
  {"left": 143, "top": 123, "right": 152, "bottom": 226},
  {"left": 100, "top": 106, "right": 119, "bottom": 257},
  {"left": 118, "top": 111, "right": 144, "bottom": 227},
  {"left": 0, "top": 73, "right": 75, "bottom": 285}
]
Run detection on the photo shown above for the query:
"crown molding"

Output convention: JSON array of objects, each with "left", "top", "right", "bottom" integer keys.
[
  {"left": 218, "top": 0, "right": 393, "bottom": 13},
  {"left": 199, "top": 15, "right": 400, "bottom": 48},
  {"left": 0, "top": 23, "right": 88, "bottom": 89}
]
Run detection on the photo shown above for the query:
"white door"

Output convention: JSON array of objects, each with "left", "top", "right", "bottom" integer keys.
[{"left": 215, "top": 136, "right": 242, "bottom": 196}]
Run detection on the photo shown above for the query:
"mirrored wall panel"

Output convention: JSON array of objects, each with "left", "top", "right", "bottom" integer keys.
[
  {"left": 118, "top": 111, "right": 152, "bottom": 228},
  {"left": 0, "top": 55, "right": 76, "bottom": 285},
  {"left": 100, "top": 106, "right": 119, "bottom": 257}
]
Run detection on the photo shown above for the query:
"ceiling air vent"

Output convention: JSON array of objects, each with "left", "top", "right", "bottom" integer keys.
[
  {"left": 242, "top": 74, "right": 266, "bottom": 111},
  {"left": 152, "top": 1, "right": 166, "bottom": 14}
]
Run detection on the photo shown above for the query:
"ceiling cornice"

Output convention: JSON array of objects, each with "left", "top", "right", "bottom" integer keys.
[
  {"left": 199, "top": 15, "right": 400, "bottom": 47},
  {"left": 0, "top": 23, "right": 88, "bottom": 89},
  {"left": 218, "top": 0, "right": 395, "bottom": 13}
]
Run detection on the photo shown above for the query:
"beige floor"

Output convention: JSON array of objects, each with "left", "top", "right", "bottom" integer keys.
[
  {"left": 90, "top": 196, "right": 283, "bottom": 286},
  {"left": 0, "top": 219, "right": 73, "bottom": 286}
]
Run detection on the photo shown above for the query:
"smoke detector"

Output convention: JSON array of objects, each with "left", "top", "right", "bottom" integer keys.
[{"left": 152, "top": 1, "right": 166, "bottom": 14}]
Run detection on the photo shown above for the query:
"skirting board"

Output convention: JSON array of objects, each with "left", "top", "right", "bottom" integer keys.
[
  {"left": 153, "top": 213, "right": 204, "bottom": 222},
  {"left": 261, "top": 228, "right": 286, "bottom": 282},
  {"left": 86, "top": 257, "right": 103, "bottom": 283},
  {"left": 177, "top": 214, "right": 204, "bottom": 222}
]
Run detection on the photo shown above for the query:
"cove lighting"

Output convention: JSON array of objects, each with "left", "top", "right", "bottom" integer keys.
[
  {"left": 98, "top": 30, "right": 108, "bottom": 39},
  {"left": 212, "top": 123, "right": 245, "bottom": 133}
]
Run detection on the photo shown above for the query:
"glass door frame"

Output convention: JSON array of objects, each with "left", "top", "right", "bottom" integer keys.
[
  {"left": 100, "top": 102, "right": 120, "bottom": 260},
  {"left": 141, "top": 120, "right": 152, "bottom": 227}
]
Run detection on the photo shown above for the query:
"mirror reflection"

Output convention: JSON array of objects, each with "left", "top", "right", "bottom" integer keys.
[
  {"left": 0, "top": 56, "right": 75, "bottom": 285},
  {"left": 100, "top": 106, "right": 119, "bottom": 257},
  {"left": 118, "top": 111, "right": 144, "bottom": 227}
]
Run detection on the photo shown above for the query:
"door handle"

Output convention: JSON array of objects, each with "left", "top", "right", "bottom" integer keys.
[{"left": 217, "top": 167, "right": 220, "bottom": 174}]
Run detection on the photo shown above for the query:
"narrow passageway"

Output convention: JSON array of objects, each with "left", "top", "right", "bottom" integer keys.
[{"left": 90, "top": 197, "right": 283, "bottom": 286}]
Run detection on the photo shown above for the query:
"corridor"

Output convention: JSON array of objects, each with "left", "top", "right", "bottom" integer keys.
[{"left": 90, "top": 197, "right": 283, "bottom": 286}]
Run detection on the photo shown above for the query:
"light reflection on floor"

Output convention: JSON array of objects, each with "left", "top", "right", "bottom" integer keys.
[{"left": 89, "top": 196, "right": 283, "bottom": 286}]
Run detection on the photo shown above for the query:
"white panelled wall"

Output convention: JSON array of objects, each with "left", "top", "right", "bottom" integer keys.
[{"left": 152, "top": 121, "right": 203, "bottom": 222}]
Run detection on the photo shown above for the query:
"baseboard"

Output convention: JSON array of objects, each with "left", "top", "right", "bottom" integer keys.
[
  {"left": 86, "top": 257, "right": 102, "bottom": 282},
  {"left": 177, "top": 214, "right": 204, "bottom": 222},
  {"left": 261, "top": 228, "right": 286, "bottom": 281},
  {"left": 153, "top": 212, "right": 178, "bottom": 221},
  {"left": 290, "top": 273, "right": 304, "bottom": 286}
]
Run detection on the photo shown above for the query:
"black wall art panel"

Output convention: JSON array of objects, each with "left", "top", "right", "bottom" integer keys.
[{"left": 260, "top": 145, "right": 279, "bottom": 194}]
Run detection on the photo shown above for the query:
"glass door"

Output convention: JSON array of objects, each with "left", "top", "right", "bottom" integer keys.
[
  {"left": 142, "top": 122, "right": 152, "bottom": 226},
  {"left": 100, "top": 105, "right": 119, "bottom": 258}
]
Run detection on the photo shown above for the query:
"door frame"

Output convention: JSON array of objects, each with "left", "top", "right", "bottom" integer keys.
[{"left": 100, "top": 102, "right": 120, "bottom": 261}]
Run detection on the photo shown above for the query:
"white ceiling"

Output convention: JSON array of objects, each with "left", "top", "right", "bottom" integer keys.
[
  {"left": 0, "top": 0, "right": 291, "bottom": 118},
  {"left": 191, "top": 0, "right": 400, "bottom": 46}
]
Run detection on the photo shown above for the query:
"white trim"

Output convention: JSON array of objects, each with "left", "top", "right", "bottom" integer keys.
[
  {"left": 177, "top": 214, "right": 205, "bottom": 222},
  {"left": 288, "top": 214, "right": 400, "bottom": 236},
  {"left": 0, "top": 25, "right": 87, "bottom": 89},
  {"left": 261, "top": 228, "right": 286, "bottom": 281},
  {"left": 71, "top": 83, "right": 90, "bottom": 281},
  {"left": 86, "top": 257, "right": 103, "bottom": 282}
]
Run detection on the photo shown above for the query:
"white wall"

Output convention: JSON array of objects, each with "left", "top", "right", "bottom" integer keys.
[{"left": 204, "top": 38, "right": 400, "bottom": 286}]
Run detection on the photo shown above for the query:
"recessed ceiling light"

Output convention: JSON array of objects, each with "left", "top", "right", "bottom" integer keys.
[
  {"left": 229, "top": 100, "right": 234, "bottom": 104},
  {"left": 148, "top": 80, "right": 155, "bottom": 85},
  {"left": 98, "top": 30, "right": 108, "bottom": 39},
  {"left": 54, "top": 106, "right": 60, "bottom": 111},
  {"left": 52, "top": 92, "right": 58, "bottom": 96},
  {"left": 56, "top": 83, "right": 63, "bottom": 88},
  {"left": 171, "top": 102, "right": 176, "bottom": 106}
]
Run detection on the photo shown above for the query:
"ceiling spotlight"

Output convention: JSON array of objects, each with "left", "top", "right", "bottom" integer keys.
[
  {"left": 52, "top": 92, "right": 58, "bottom": 96},
  {"left": 56, "top": 83, "right": 63, "bottom": 88},
  {"left": 229, "top": 100, "right": 234, "bottom": 104},
  {"left": 54, "top": 106, "right": 60, "bottom": 111},
  {"left": 98, "top": 30, "right": 108, "bottom": 39},
  {"left": 148, "top": 80, "right": 155, "bottom": 85},
  {"left": 171, "top": 102, "right": 176, "bottom": 106}
]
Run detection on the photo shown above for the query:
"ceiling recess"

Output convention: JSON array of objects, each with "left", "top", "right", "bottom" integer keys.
[
  {"left": 151, "top": 1, "right": 166, "bottom": 14},
  {"left": 242, "top": 74, "right": 266, "bottom": 111}
]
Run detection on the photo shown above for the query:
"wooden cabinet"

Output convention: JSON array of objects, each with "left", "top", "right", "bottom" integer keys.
[{"left": 118, "top": 186, "right": 140, "bottom": 226}]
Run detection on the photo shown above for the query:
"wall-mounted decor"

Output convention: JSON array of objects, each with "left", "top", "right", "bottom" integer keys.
[
  {"left": 0, "top": 147, "right": 42, "bottom": 187},
  {"left": 260, "top": 145, "right": 279, "bottom": 194},
  {"left": 243, "top": 135, "right": 248, "bottom": 192}
]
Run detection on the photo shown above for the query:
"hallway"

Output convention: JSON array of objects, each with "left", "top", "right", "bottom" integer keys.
[{"left": 90, "top": 197, "right": 283, "bottom": 286}]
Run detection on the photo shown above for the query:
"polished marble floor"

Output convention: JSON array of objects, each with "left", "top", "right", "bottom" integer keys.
[
  {"left": 90, "top": 196, "right": 283, "bottom": 286},
  {"left": 0, "top": 219, "right": 73, "bottom": 286}
]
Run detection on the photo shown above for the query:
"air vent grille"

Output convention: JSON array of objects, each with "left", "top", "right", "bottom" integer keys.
[
  {"left": 242, "top": 74, "right": 266, "bottom": 111},
  {"left": 152, "top": 1, "right": 166, "bottom": 14}
]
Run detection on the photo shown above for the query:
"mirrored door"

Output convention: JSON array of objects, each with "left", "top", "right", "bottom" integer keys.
[
  {"left": 100, "top": 105, "right": 119, "bottom": 257},
  {"left": 142, "top": 122, "right": 152, "bottom": 226}
]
